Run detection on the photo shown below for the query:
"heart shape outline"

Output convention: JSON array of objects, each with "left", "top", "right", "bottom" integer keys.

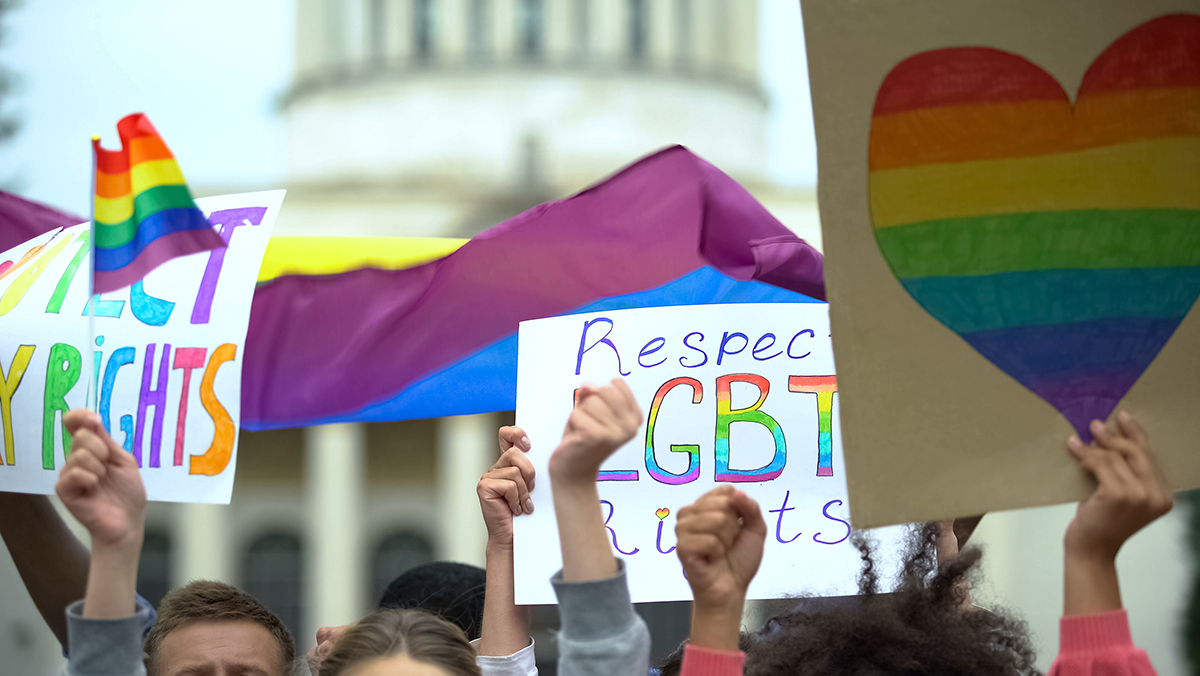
[{"left": 868, "top": 14, "right": 1200, "bottom": 441}]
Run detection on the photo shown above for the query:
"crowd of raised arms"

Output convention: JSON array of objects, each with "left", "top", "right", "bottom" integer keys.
[{"left": 0, "top": 378, "right": 1172, "bottom": 675}]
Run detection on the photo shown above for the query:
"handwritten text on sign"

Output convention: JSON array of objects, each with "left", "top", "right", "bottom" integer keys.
[
  {"left": 513, "top": 303, "right": 904, "bottom": 604},
  {"left": 0, "top": 191, "right": 283, "bottom": 504}
]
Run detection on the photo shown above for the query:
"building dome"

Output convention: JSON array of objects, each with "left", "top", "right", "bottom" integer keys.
[{"left": 284, "top": 0, "right": 766, "bottom": 236}]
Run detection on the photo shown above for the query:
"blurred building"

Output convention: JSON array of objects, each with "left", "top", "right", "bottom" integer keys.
[
  {"left": 1, "top": 2, "right": 1195, "bottom": 675},
  {"left": 144, "top": 0, "right": 820, "bottom": 669}
]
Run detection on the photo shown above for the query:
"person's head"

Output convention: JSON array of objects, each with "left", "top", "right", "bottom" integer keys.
[
  {"left": 744, "top": 524, "right": 1039, "bottom": 676},
  {"left": 377, "top": 561, "right": 486, "bottom": 641},
  {"left": 318, "top": 608, "right": 482, "bottom": 676},
  {"left": 145, "top": 580, "right": 296, "bottom": 676}
]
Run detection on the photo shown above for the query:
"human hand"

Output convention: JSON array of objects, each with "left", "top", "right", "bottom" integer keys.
[
  {"left": 477, "top": 426, "right": 536, "bottom": 549},
  {"left": 677, "top": 486, "right": 767, "bottom": 608},
  {"left": 55, "top": 410, "right": 146, "bottom": 552},
  {"left": 676, "top": 486, "right": 766, "bottom": 651},
  {"left": 306, "top": 624, "right": 348, "bottom": 675},
  {"left": 548, "top": 379, "right": 642, "bottom": 486},
  {"left": 1064, "top": 411, "right": 1173, "bottom": 563}
]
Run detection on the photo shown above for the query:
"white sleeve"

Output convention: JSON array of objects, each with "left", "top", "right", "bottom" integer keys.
[{"left": 472, "top": 637, "right": 539, "bottom": 676}]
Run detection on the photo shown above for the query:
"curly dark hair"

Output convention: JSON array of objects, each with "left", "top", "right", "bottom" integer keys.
[{"left": 744, "top": 524, "right": 1040, "bottom": 676}]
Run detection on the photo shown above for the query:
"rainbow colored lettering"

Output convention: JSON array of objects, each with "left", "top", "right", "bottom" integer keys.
[
  {"left": 714, "top": 374, "right": 786, "bottom": 482},
  {"left": 645, "top": 377, "right": 703, "bottom": 485},
  {"left": 788, "top": 376, "right": 837, "bottom": 476}
]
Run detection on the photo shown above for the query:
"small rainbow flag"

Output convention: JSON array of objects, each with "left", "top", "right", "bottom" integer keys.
[{"left": 92, "top": 113, "right": 225, "bottom": 293}]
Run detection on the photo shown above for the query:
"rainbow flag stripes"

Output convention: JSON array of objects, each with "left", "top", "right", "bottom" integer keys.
[
  {"left": 868, "top": 14, "right": 1200, "bottom": 439},
  {"left": 92, "top": 113, "right": 225, "bottom": 293}
]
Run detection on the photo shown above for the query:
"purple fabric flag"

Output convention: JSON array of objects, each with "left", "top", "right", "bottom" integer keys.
[
  {"left": 242, "top": 146, "right": 825, "bottom": 429},
  {"left": 0, "top": 190, "right": 84, "bottom": 251}
]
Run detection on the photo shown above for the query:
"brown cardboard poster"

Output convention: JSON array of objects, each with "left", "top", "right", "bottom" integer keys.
[{"left": 800, "top": 0, "right": 1200, "bottom": 528}]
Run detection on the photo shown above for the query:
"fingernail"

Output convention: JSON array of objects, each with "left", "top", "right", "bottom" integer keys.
[
  {"left": 1118, "top": 410, "right": 1130, "bottom": 422},
  {"left": 1067, "top": 435, "right": 1082, "bottom": 449},
  {"left": 525, "top": 498, "right": 535, "bottom": 513},
  {"left": 520, "top": 436, "right": 531, "bottom": 450},
  {"left": 1090, "top": 419, "right": 1105, "bottom": 434}
]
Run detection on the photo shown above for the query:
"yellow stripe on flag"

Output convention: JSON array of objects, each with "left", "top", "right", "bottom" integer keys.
[
  {"left": 257, "top": 236, "right": 469, "bottom": 283},
  {"left": 130, "top": 158, "right": 187, "bottom": 194},
  {"left": 94, "top": 194, "right": 134, "bottom": 225}
]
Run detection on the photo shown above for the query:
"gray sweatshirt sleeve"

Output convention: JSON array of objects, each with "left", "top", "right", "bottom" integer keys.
[
  {"left": 66, "top": 598, "right": 150, "bottom": 676},
  {"left": 551, "top": 560, "right": 651, "bottom": 676}
]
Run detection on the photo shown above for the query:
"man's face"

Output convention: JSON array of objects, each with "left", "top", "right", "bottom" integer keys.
[{"left": 155, "top": 619, "right": 284, "bottom": 676}]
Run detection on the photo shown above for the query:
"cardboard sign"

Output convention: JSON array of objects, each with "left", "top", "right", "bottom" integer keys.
[
  {"left": 0, "top": 191, "right": 283, "bottom": 504},
  {"left": 801, "top": 0, "right": 1200, "bottom": 528},
  {"left": 513, "top": 303, "right": 904, "bottom": 604}
]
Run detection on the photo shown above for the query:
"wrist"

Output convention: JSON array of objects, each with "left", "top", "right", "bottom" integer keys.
[
  {"left": 694, "top": 591, "right": 748, "bottom": 619},
  {"left": 91, "top": 530, "right": 144, "bottom": 564},
  {"left": 548, "top": 443, "right": 617, "bottom": 487},
  {"left": 547, "top": 462, "right": 600, "bottom": 489},
  {"left": 486, "top": 540, "right": 514, "bottom": 558},
  {"left": 690, "top": 597, "right": 746, "bottom": 651},
  {"left": 1063, "top": 547, "right": 1121, "bottom": 616},
  {"left": 1064, "top": 539, "right": 1119, "bottom": 567}
]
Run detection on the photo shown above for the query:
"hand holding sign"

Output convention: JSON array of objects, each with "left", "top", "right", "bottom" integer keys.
[
  {"left": 56, "top": 408, "right": 146, "bottom": 620},
  {"left": 477, "top": 425, "right": 536, "bottom": 548},
  {"left": 56, "top": 410, "right": 146, "bottom": 551},
  {"left": 1062, "top": 412, "right": 1174, "bottom": 616},
  {"left": 677, "top": 485, "right": 767, "bottom": 651}
]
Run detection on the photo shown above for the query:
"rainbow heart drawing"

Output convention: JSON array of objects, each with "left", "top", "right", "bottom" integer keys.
[{"left": 869, "top": 14, "right": 1200, "bottom": 441}]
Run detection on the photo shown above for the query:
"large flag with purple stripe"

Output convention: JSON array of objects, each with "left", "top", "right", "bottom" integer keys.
[
  {"left": 1, "top": 146, "right": 823, "bottom": 429},
  {"left": 92, "top": 113, "right": 226, "bottom": 293},
  {"left": 241, "top": 146, "right": 824, "bottom": 429}
]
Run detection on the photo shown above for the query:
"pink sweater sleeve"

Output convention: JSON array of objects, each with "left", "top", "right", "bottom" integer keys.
[
  {"left": 1049, "top": 610, "right": 1156, "bottom": 676},
  {"left": 680, "top": 644, "right": 745, "bottom": 676}
]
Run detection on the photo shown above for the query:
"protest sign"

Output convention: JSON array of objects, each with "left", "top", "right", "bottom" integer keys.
[
  {"left": 0, "top": 190, "right": 283, "bottom": 504},
  {"left": 802, "top": 0, "right": 1200, "bottom": 528},
  {"left": 513, "top": 303, "right": 905, "bottom": 604}
]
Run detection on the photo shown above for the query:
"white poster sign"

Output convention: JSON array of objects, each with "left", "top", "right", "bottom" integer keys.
[
  {"left": 0, "top": 190, "right": 283, "bottom": 504},
  {"left": 514, "top": 303, "right": 905, "bottom": 604}
]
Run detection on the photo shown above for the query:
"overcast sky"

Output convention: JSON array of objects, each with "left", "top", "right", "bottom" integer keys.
[{"left": 0, "top": 0, "right": 815, "bottom": 216}]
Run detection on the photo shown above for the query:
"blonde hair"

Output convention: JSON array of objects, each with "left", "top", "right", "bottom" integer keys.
[{"left": 318, "top": 608, "right": 482, "bottom": 676}]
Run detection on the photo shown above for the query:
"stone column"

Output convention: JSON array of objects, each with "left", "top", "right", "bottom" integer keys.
[
  {"left": 386, "top": 0, "right": 412, "bottom": 61},
  {"left": 650, "top": 0, "right": 673, "bottom": 69},
  {"left": 492, "top": 0, "right": 517, "bottom": 60},
  {"left": 173, "top": 503, "right": 232, "bottom": 586},
  {"left": 441, "top": 0, "right": 469, "bottom": 62},
  {"left": 304, "top": 423, "right": 367, "bottom": 633},
  {"left": 436, "top": 414, "right": 494, "bottom": 567},
  {"left": 593, "top": 0, "right": 622, "bottom": 64},
  {"left": 544, "top": 0, "right": 571, "bottom": 64}
]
